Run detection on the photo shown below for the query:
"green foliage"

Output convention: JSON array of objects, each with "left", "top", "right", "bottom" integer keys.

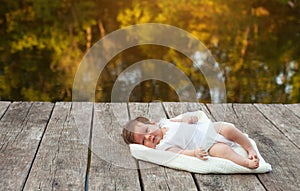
[{"left": 0, "top": 0, "right": 299, "bottom": 103}]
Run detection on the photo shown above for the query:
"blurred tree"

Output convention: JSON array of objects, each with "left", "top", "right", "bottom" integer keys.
[
  {"left": 0, "top": 0, "right": 96, "bottom": 101},
  {"left": 115, "top": 0, "right": 300, "bottom": 103},
  {"left": 0, "top": 0, "right": 299, "bottom": 103}
]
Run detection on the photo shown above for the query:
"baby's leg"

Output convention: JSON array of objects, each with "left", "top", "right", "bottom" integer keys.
[
  {"left": 213, "top": 122, "right": 258, "bottom": 161},
  {"left": 209, "top": 143, "right": 259, "bottom": 169}
]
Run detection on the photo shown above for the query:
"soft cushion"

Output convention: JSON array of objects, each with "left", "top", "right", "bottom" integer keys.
[
  {"left": 130, "top": 137, "right": 272, "bottom": 174},
  {"left": 129, "top": 110, "right": 272, "bottom": 174}
]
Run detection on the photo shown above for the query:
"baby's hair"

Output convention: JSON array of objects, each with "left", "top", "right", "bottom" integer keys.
[{"left": 122, "top": 117, "right": 151, "bottom": 144}]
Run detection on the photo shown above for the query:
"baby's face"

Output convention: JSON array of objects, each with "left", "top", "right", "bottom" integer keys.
[{"left": 133, "top": 121, "right": 163, "bottom": 148}]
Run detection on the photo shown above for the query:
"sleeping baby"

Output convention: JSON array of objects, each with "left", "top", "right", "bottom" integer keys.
[{"left": 122, "top": 112, "right": 259, "bottom": 169}]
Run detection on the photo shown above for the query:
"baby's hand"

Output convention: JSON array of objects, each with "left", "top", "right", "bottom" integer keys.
[
  {"left": 170, "top": 115, "right": 198, "bottom": 124},
  {"left": 194, "top": 147, "right": 208, "bottom": 160},
  {"left": 186, "top": 116, "right": 198, "bottom": 124}
]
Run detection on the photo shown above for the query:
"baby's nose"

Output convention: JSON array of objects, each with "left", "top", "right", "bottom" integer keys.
[{"left": 145, "top": 134, "right": 152, "bottom": 140}]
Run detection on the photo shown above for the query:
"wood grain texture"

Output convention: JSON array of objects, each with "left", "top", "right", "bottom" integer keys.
[
  {"left": 89, "top": 103, "right": 140, "bottom": 191},
  {"left": 0, "top": 101, "right": 10, "bottom": 119},
  {"left": 284, "top": 104, "right": 300, "bottom": 118},
  {"left": 1, "top": 102, "right": 298, "bottom": 191},
  {"left": 24, "top": 102, "right": 92, "bottom": 191},
  {"left": 254, "top": 104, "right": 300, "bottom": 147},
  {"left": 0, "top": 102, "right": 53, "bottom": 190},
  {"left": 163, "top": 102, "right": 265, "bottom": 191},
  {"left": 128, "top": 102, "right": 197, "bottom": 191},
  {"left": 208, "top": 103, "right": 299, "bottom": 191}
]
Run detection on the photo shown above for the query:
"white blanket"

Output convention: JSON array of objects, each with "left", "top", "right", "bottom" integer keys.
[{"left": 129, "top": 111, "right": 272, "bottom": 174}]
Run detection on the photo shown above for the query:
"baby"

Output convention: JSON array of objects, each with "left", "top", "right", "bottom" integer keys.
[{"left": 122, "top": 115, "right": 259, "bottom": 169}]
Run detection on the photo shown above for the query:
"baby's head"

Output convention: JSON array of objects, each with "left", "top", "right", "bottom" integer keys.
[
  {"left": 122, "top": 117, "right": 151, "bottom": 144},
  {"left": 122, "top": 117, "right": 163, "bottom": 148}
]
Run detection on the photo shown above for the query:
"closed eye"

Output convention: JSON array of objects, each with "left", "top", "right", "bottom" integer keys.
[{"left": 142, "top": 127, "right": 149, "bottom": 145}]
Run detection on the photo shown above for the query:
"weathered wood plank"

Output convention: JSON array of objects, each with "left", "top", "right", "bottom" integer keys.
[
  {"left": 89, "top": 103, "right": 140, "bottom": 190},
  {"left": 0, "top": 101, "right": 10, "bottom": 119},
  {"left": 254, "top": 104, "right": 300, "bottom": 147},
  {"left": 284, "top": 104, "right": 300, "bottom": 118},
  {"left": 24, "top": 102, "right": 92, "bottom": 190},
  {"left": 208, "top": 103, "right": 299, "bottom": 191},
  {"left": 1, "top": 102, "right": 297, "bottom": 190},
  {"left": 0, "top": 102, "right": 54, "bottom": 190},
  {"left": 163, "top": 102, "right": 265, "bottom": 191},
  {"left": 162, "top": 102, "right": 211, "bottom": 120},
  {"left": 129, "top": 102, "right": 197, "bottom": 191}
]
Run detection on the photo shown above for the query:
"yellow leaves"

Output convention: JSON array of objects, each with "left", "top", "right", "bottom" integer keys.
[
  {"left": 0, "top": 0, "right": 298, "bottom": 102},
  {"left": 191, "top": 30, "right": 210, "bottom": 43},
  {"left": 21, "top": 87, "right": 51, "bottom": 101},
  {"left": 252, "top": 7, "right": 270, "bottom": 17},
  {"left": 210, "top": 36, "right": 219, "bottom": 47},
  {"left": 10, "top": 34, "right": 44, "bottom": 53},
  {"left": 117, "top": 2, "right": 153, "bottom": 26},
  {"left": 155, "top": 13, "right": 167, "bottom": 23},
  {"left": 6, "top": 6, "right": 36, "bottom": 32},
  {"left": 290, "top": 71, "right": 300, "bottom": 102},
  {"left": 82, "top": 19, "right": 97, "bottom": 30}
]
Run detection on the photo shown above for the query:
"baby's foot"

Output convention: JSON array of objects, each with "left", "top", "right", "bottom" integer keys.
[
  {"left": 248, "top": 149, "right": 259, "bottom": 161},
  {"left": 247, "top": 158, "right": 259, "bottom": 169}
]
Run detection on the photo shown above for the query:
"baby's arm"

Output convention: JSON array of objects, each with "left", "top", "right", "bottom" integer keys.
[
  {"left": 166, "top": 146, "right": 208, "bottom": 160},
  {"left": 170, "top": 116, "right": 198, "bottom": 124}
]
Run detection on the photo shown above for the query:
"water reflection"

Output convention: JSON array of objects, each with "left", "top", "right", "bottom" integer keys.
[
  {"left": 75, "top": 24, "right": 226, "bottom": 103},
  {"left": 111, "top": 59, "right": 198, "bottom": 102},
  {"left": 276, "top": 60, "right": 299, "bottom": 95},
  {"left": 1, "top": 0, "right": 299, "bottom": 103}
]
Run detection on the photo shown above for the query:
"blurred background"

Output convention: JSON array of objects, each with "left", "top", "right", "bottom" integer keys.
[{"left": 0, "top": 0, "right": 299, "bottom": 103}]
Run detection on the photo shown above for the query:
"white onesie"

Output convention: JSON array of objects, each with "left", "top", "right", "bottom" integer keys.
[{"left": 155, "top": 119, "right": 236, "bottom": 151}]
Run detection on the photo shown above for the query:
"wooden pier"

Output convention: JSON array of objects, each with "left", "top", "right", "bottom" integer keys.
[{"left": 0, "top": 102, "right": 299, "bottom": 191}]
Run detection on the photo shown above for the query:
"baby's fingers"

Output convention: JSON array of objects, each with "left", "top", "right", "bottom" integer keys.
[
  {"left": 199, "top": 151, "right": 208, "bottom": 158},
  {"left": 199, "top": 153, "right": 208, "bottom": 160},
  {"left": 188, "top": 116, "right": 198, "bottom": 124},
  {"left": 195, "top": 147, "right": 208, "bottom": 160}
]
